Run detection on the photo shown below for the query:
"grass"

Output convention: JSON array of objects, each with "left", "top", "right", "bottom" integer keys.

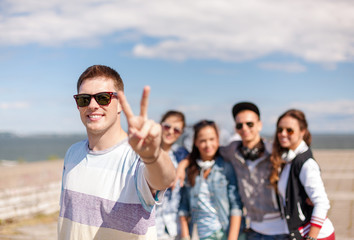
[{"left": 0, "top": 211, "right": 58, "bottom": 236}]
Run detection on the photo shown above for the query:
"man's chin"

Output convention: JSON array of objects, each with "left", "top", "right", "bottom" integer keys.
[{"left": 86, "top": 125, "right": 105, "bottom": 135}]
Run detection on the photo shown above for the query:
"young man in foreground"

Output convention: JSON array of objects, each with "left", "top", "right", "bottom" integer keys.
[{"left": 58, "top": 65, "right": 176, "bottom": 239}]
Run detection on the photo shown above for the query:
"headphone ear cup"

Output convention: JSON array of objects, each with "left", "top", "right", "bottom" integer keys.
[
  {"left": 248, "top": 148, "right": 260, "bottom": 160},
  {"left": 241, "top": 146, "right": 250, "bottom": 159},
  {"left": 241, "top": 146, "right": 263, "bottom": 160},
  {"left": 239, "top": 141, "right": 265, "bottom": 160}
]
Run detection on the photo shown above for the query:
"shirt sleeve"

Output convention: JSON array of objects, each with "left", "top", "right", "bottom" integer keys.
[
  {"left": 224, "top": 161, "right": 243, "bottom": 216},
  {"left": 136, "top": 159, "right": 165, "bottom": 212},
  {"left": 299, "top": 158, "right": 330, "bottom": 228},
  {"left": 178, "top": 185, "right": 190, "bottom": 217}
]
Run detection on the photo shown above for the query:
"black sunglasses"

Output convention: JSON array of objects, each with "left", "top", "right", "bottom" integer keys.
[
  {"left": 236, "top": 122, "right": 254, "bottom": 130},
  {"left": 161, "top": 122, "right": 182, "bottom": 135},
  {"left": 277, "top": 127, "right": 294, "bottom": 135},
  {"left": 73, "top": 92, "right": 118, "bottom": 107}
]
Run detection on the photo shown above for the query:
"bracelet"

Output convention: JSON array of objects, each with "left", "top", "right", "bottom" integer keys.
[
  {"left": 142, "top": 148, "right": 161, "bottom": 165},
  {"left": 142, "top": 157, "right": 159, "bottom": 165},
  {"left": 305, "top": 236, "right": 317, "bottom": 240}
]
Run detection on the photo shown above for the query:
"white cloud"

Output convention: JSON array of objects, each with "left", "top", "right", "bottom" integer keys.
[{"left": 1, "top": 0, "right": 354, "bottom": 64}]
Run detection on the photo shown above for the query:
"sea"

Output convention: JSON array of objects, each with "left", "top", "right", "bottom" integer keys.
[
  {"left": 0, "top": 132, "right": 354, "bottom": 163},
  {"left": 0, "top": 133, "right": 87, "bottom": 162}
]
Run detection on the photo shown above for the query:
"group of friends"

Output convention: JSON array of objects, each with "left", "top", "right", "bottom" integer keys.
[{"left": 57, "top": 65, "right": 335, "bottom": 240}]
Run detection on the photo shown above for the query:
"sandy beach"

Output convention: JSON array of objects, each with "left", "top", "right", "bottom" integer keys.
[{"left": 0, "top": 149, "right": 353, "bottom": 239}]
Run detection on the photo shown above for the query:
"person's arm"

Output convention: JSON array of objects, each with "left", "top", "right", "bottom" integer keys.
[
  {"left": 143, "top": 149, "right": 176, "bottom": 190},
  {"left": 118, "top": 86, "right": 175, "bottom": 190},
  {"left": 228, "top": 215, "right": 241, "bottom": 240},
  {"left": 179, "top": 186, "right": 191, "bottom": 239},
  {"left": 224, "top": 160, "right": 243, "bottom": 240},
  {"left": 300, "top": 158, "right": 330, "bottom": 239},
  {"left": 180, "top": 216, "right": 190, "bottom": 238},
  {"left": 171, "top": 158, "right": 190, "bottom": 189},
  {"left": 306, "top": 226, "right": 321, "bottom": 240}
]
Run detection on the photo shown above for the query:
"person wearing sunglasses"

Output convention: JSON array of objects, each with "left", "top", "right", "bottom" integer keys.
[
  {"left": 175, "top": 102, "right": 287, "bottom": 240},
  {"left": 155, "top": 110, "right": 189, "bottom": 240},
  {"left": 58, "top": 65, "right": 176, "bottom": 240},
  {"left": 269, "top": 109, "right": 335, "bottom": 240},
  {"left": 218, "top": 102, "right": 288, "bottom": 240}
]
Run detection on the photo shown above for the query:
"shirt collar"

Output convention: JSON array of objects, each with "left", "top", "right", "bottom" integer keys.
[{"left": 282, "top": 140, "right": 308, "bottom": 163}]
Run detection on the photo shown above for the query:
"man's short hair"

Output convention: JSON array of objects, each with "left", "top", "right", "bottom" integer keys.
[
  {"left": 232, "top": 102, "right": 260, "bottom": 120},
  {"left": 77, "top": 65, "right": 124, "bottom": 93}
]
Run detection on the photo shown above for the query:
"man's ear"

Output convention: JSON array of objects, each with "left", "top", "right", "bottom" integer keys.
[
  {"left": 117, "top": 102, "right": 122, "bottom": 114},
  {"left": 258, "top": 120, "right": 263, "bottom": 132}
]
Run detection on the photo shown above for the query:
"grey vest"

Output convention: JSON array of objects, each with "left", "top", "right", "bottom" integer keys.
[{"left": 220, "top": 140, "right": 280, "bottom": 222}]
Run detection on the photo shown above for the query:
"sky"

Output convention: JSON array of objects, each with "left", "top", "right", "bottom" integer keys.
[{"left": 1, "top": 0, "right": 354, "bottom": 137}]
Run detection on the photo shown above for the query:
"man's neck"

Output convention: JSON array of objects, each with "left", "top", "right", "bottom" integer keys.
[
  {"left": 242, "top": 135, "right": 261, "bottom": 149},
  {"left": 87, "top": 126, "right": 127, "bottom": 151}
]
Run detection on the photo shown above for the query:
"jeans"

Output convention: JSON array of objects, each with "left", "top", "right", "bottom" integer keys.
[{"left": 246, "top": 229, "right": 289, "bottom": 240}]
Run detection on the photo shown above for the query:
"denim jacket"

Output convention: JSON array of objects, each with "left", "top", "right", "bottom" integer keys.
[{"left": 178, "top": 156, "right": 243, "bottom": 233}]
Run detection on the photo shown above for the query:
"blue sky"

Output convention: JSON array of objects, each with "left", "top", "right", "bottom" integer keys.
[{"left": 1, "top": 0, "right": 354, "bottom": 136}]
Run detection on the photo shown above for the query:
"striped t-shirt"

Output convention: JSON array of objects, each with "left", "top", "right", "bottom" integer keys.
[{"left": 58, "top": 138, "right": 162, "bottom": 239}]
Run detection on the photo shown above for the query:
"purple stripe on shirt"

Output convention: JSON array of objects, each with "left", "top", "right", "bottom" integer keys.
[{"left": 59, "top": 189, "right": 155, "bottom": 235}]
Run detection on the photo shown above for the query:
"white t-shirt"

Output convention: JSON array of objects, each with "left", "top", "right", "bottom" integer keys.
[{"left": 58, "top": 138, "right": 163, "bottom": 239}]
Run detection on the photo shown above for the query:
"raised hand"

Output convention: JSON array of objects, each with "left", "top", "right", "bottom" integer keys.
[{"left": 118, "top": 86, "right": 162, "bottom": 163}]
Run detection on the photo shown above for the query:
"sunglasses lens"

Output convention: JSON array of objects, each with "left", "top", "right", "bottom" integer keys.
[
  {"left": 246, "top": 122, "right": 254, "bottom": 128},
  {"left": 162, "top": 123, "right": 182, "bottom": 134},
  {"left": 162, "top": 123, "right": 171, "bottom": 131},
  {"left": 95, "top": 93, "right": 111, "bottom": 105},
  {"left": 277, "top": 127, "right": 294, "bottom": 135},
  {"left": 287, "top": 128, "right": 294, "bottom": 135},
  {"left": 173, "top": 128, "right": 182, "bottom": 135},
  {"left": 236, "top": 122, "right": 254, "bottom": 130},
  {"left": 75, "top": 95, "right": 91, "bottom": 107}
]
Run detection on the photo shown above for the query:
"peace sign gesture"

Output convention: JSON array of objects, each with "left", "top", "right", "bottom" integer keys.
[{"left": 118, "top": 86, "right": 162, "bottom": 163}]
